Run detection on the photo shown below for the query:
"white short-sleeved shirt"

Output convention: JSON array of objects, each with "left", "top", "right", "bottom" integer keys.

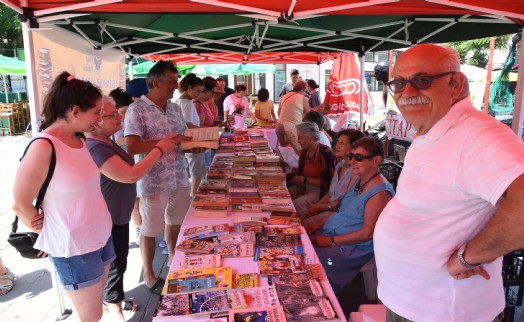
[
  {"left": 124, "top": 95, "right": 189, "bottom": 197},
  {"left": 374, "top": 98, "right": 524, "bottom": 321},
  {"left": 223, "top": 94, "right": 249, "bottom": 116},
  {"left": 175, "top": 98, "right": 199, "bottom": 126}
]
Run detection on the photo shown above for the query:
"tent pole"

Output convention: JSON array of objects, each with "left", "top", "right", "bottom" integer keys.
[
  {"left": 21, "top": 17, "right": 40, "bottom": 137},
  {"left": 483, "top": 37, "right": 495, "bottom": 113},
  {"left": 511, "top": 27, "right": 524, "bottom": 137},
  {"left": 359, "top": 52, "right": 365, "bottom": 131}
]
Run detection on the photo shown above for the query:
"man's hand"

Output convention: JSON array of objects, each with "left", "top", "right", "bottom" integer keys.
[
  {"left": 311, "top": 234, "right": 331, "bottom": 247},
  {"left": 446, "top": 249, "right": 490, "bottom": 280}
]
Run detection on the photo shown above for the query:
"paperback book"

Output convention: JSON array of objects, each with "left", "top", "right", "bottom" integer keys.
[
  {"left": 177, "top": 254, "right": 222, "bottom": 269},
  {"left": 281, "top": 298, "right": 339, "bottom": 322},
  {"left": 242, "top": 285, "right": 280, "bottom": 307},
  {"left": 163, "top": 266, "right": 233, "bottom": 295},
  {"left": 256, "top": 234, "right": 302, "bottom": 248},
  {"left": 182, "top": 224, "right": 230, "bottom": 240},
  {"left": 254, "top": 246, "right": 304, "bottom": 261},
  {"left": 175, "top": 239, "right": 215, "bottom": 254},
  {"left": 229, "top": 305, "right": 287, "bottom": 322},
  {"left": 234, "top": 273, "right": 259, "bottom": 288},
  {"left": 258, "top": 254, "right": 306, "bottom": 276},
  {"left": 213, "top": 231, "right": 256, "bottom": 257}
]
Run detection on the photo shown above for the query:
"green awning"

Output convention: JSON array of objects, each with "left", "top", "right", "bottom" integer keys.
[
  {"left": 192, "top": 64, "right": 276, "bottom": 76},
  {"left": 126, "top": 60, "right": 195, "bottom": 78},
  {"left": 0, "top": 55, "right": 26, "bottom": 76}
]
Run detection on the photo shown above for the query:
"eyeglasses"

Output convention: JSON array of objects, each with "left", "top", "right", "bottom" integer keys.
[
  {"left": 101, "top": 111, "right": 119, "bottom": 119},
  {"left": 386, "top": 71, "right": 455, "bottom": 93},
  {"left": 347, "top": 152, "right": 377, "bottom": 162}
]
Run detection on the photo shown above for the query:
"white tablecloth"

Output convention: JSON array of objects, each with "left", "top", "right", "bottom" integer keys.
[{"left": 153, "top": 208, "right": 347, "bottom": 322}]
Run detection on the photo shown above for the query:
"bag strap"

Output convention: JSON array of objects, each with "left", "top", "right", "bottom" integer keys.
[{"left": 12, "top": 137, "right": 56, "bottom": 234}]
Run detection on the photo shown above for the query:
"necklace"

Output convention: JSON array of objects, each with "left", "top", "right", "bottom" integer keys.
[
  {"left": 354, "top": 172, "right": 381, "bottom": 196},
  {"left": 305, "top": 144, "right": 319, "bottom": 163}
]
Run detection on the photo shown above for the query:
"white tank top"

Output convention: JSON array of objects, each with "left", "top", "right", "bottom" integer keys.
[{"left": 33, "top": 133, "right": 112, "bottom": 257}]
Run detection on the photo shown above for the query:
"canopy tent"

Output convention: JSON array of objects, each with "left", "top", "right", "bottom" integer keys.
[
  {"left": 192, "top": 64, "right": 277, "bottom": 76},
  {"left": 0, "top": 54, "right": 26, "bottom": 76},
  {"left": 2, "top": 0, "right": 523, "bottom": 136},
  {"left": 126, "top": 61, "right": 195, "bottom": 78}
]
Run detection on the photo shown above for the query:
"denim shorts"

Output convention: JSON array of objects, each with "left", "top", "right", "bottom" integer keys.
[{"left": 49, "top": 237, "right": 115, "bottom": 290}]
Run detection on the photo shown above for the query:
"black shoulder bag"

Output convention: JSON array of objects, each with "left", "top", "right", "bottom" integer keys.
[{"left": 7, "top": 137, "right": 56, "bottom": 259}]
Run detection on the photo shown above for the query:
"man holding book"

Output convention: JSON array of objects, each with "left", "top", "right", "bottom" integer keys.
[{"left": 124, "top": 60, "right": 203, "bottom": 294}]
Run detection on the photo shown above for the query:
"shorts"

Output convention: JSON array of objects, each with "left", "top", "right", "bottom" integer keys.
[
  {"left": 185, "top": 153, "right": 206, "bottom": 177},
  {"left": 49, "top": 237, "right": 115, "bottom": 291},
  {"left": 140, "top": 187, "right": 191, "bottom": 237}
]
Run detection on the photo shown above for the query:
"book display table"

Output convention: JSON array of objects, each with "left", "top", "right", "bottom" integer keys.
[{"left": 153, "top": 129, "right": 346, "bottom": 322}]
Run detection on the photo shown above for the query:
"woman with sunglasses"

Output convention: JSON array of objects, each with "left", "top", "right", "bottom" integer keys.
[
  {"left": 307, "top": 137, "right": 394, "bottom": 293},
  {"left": 302, "top": 129, "right": 364, "bottom": 222},
  {"left": 12, "top": 72, "right": 115, "bottom": 321},
  {"left": 85, "top": 96, "right": 182, "bottom": 321},
  {"left": 289, "top": 121, "right": 336, "bottom": 217}
]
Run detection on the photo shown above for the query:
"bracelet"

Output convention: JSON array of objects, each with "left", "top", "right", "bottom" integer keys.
[
  {"left": 331, "top": 235, "right": 337, "bottom": 247},
  {"left": 458, "top": 245, "right": 481, "bottom": 269},
  {"left": 153, "top": 146, "right": 164, "bottom": 157}
]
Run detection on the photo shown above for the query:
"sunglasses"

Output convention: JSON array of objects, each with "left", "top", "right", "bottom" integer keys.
[
  {"left": 347, "top": 152, "right": 377, "bottom": 162},
  {"left": 386, "top": 71, "right": 455, "bottom": 93},
  {"left": 101, "top": 111, "right": 119, "bottom": 119}
]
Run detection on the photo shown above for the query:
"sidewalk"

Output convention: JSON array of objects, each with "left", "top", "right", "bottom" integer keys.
[{"left": 0, "top": 134, "right": 169, "bottom": 321}]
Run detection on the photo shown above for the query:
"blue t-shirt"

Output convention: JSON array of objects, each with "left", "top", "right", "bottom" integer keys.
[{"left": 86, "top": 138, "right": 136, "bottom": 225}]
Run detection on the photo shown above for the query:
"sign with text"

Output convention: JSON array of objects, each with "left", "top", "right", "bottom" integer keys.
[{"left": 386, "top": 112, "right": 415, "bottom": 142}]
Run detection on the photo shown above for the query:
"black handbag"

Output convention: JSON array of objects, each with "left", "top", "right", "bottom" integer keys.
[{"left": 7, "top": 137, "right": 55, "bottom": 259}]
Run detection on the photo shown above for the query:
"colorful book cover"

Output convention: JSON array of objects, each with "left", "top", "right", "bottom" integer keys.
[
  {"left": 263, "top": 226, "right": 302, "bottom": 236},
  {"left": 267, "top": 264, "right": 323, "bottom": 284},
  {"left": 234, "top": 222, "right": 266, "bottom": 234},
  {"left": 254, "top": 246, "right": 304, "bottom": 261},
  {"left": 153, "top": 294, "right": 191, "bottom": 318},
  {"left": 166, "top": 274, "right": 216, "bottom": 294},
  {"left": 175, "top": 239, "right": 215, "bottom": 254},
  {"left": 233, "top": 216, "right": 268, "bottom": 224},
  {"left": 281, "top": 298, "right": 339, "bottom": 322},
  {"left": 235, "top": 273, "right": 259, "bottom": 288},
  {"left": 213, "top": 231, "right": 256, "bottom": 257},
  {"left": 177, "top": 254, "right": 222, "bottom": 269},
  {"left": 256, "top": 234, "right": 301, "bottom": 248},
  {"left": 242, "top": 286, "right": 280, "bottom": 307},
  {"left": 267, "top": 216, "right": 300, "bottom": 226},
  {"left": 273, "top": 278, "right": 326, "bottom": 301},
  {"left": 229, "top": 305, "right": 287, "bottom": 322},
  {"left": 190, "top": 289, "right": 246, "bottom": 315},
  {"left": 258, "top": 254, "right": 306, "bottom": 276},
  {"left": 191, "top": 195, "right": 230, "bottom": 208},
  {"left": 163, "top": 266, "right": 233, "bottom": 295},
  {"left": 183, "top": 224, "right": 230, "bottom": 240}
]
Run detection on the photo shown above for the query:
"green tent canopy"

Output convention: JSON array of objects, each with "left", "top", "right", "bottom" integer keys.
[
  {"left": 126, "top": 61, "right": 195, "bottom": 78},
  {"left": 0, "top": 55, "right": 26, "bottom": 76},
  {"left": 191, "top": 64, "right": 277, "bottom": 76}
]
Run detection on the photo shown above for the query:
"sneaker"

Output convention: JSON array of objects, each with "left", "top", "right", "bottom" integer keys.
[
  {"left": 162, "top": 247, "right": 169, "bottom": 255},
  {"left": 134, "top": 226, "right": 141, "bottom": 246},
  {"left": 159, "top": 239, "right": 167, "bottom": 248}
]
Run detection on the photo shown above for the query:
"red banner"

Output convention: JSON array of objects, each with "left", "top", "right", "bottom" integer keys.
[{"left": 324, "top": 53, "right": 370, "bottom": 114}]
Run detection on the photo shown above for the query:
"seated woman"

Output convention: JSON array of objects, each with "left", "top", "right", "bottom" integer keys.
[
  {"left": 254, "top": 88, "right": 277, "bottom": 125},
  {"left": 303, "top": 111, "right": 332, "bottom": 147},
  {"left": 303, "top": 129, "right": 364, "bottom": 223},
  {"left": 288, "top": 122, "right": 336, "bottom": 218},
  {"left": 305, "top": 137, "right": 394, "bottom": 292}
]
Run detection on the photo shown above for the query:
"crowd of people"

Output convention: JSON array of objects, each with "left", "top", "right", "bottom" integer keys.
[{"left": 8, "top": 43, "right": 524, "bottom": 322}]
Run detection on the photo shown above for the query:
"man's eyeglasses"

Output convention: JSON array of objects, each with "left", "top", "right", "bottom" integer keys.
[
  {"left": 102, "top": 111, "right": 119, "bottom": 119},
  {"left": 347, "top": 152, "right": 377, "bottom": 162},
  {"left": 386, "top": 71, "right": 455, "bottom": 93}
]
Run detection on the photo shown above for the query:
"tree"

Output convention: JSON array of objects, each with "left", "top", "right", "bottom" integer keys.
[
  {"left": 0, "top": 4, "right": 23, "bottom": 57},
  {"left": 448, "top": 35, "right": 511, "bottom": 68}
]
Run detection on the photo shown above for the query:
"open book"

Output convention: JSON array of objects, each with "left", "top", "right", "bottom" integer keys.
[{"left": 182, "top": 127, "right": 220, "bottom": 150}]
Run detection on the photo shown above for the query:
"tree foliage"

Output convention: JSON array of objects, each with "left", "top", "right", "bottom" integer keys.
[
  {"left": 0, "top": 4, "right": 23, "bottom": 56},
  {"left": 448, "top": 35, "right": 511, "bottom": 68}
]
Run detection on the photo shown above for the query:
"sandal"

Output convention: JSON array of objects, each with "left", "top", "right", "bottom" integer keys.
[
  {"left": 0, "top": 280, "right": 14, "bottom": 296},
  {"left": 0, "top": 268, "right": 15, "bottom": 281},
  {"left": 123, "top": 300, "right": 139, "bottom": 312}
]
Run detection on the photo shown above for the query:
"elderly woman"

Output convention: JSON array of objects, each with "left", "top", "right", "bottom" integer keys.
[
  {"left": 303, "top": 129, "right": 364, "bottom": 222},
  {"left": 86, "top": 96, "right": 182, "bottom": 320},
  {"left": 289, "top": 122, "right": 336, "bottom": 217},
  {"left": 276, "top": 80, "right": 311, "bottom": 152},
  {"left": 306, "top": 137, "right": 394, "bottom": 292}
]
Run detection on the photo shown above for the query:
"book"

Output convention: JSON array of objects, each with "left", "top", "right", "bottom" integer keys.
[
  {"left": 267, "top": 265, "right": 323, "bottom": 285},
  {"left": 273, "top": 278, "right": 327, "bottom": 300},
  {"left": 233, "top": 216, "right": 268, "bottom": 224},
  {"left": 229, "top": 305, "right": 287, "bottom": 322},
  {"left": 235, "top": 273, "right": 259, "bottom": 288},
  {"left": 182, "top": 127, "right": 220, "bottom": 150},
  {"left": 166, "top": 274, "right": 216, "bottom": 294},
  {"left": 163, "top": 266, "right": 234, "bottom": 295},
  {"left": 198, "top": 180, "right": 229, "bottom": 191},
  {"left": 191, "top": 195, "right": 229, "bottom": 208},
  {"left": 242, "top": 286, "right": 280, "bottom": 307},
  {"left": 213, "top": 231, "right": 256, "bottom": 257},
  {"left": 177, "top": 254, "right": 222, "bottom": 269},
  {"left": 267, "top": 216, "right": 301, "bottom": 226},
  {"left": 207, "top": 169, "right": 232, "bottom": 180},
  {"left": 193, "top": 206, "right": 228, "bottom": 218},
  {"left": 258, "top": 254, "right": 306, "bottom": 276},
  {"left": 261, "top": 202, "right": 295, "bottom": 213},
  {"left": 154, "top": 289, "right": 246, "bottom": 318},
  {"left": 231, "top": 197, "right": 263, "bottom": 212},
  {"left": 175, "top": 239, "right": 215, "bottom": 254},
  {"left": 263, "top": 226, "right": 302, "bottom": 236},
  {"left": 281, "top": 298, "right": 339, "bottom": 322},
  {"left": 234, "top": 222, "right": 266, "bottom": 234},
  {"left": 256, "top": 234, "right": 302, "bottom": 248},
  {"left": 254, "top": 246, "right": 305, "bottom": 261},
  {"left": 182, "top": 224, "right": 230, "bottom": 240}
]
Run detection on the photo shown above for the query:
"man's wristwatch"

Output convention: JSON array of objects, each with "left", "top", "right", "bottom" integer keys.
[{"left": 458, "top": 245, "right": 481, "bottom": 269}]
